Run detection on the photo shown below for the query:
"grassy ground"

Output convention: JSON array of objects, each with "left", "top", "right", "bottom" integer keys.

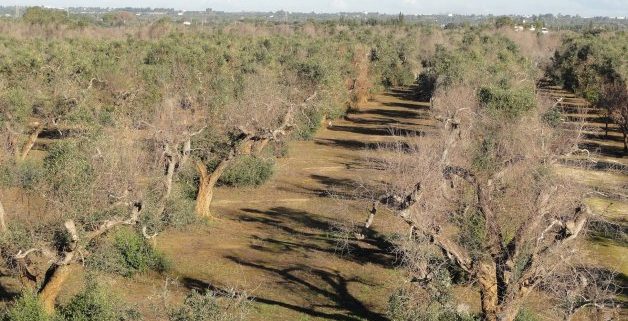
[
  {"left": 135, "top": 88, "right": 430, "bottom": 320},
  {"left": 2, "top": 85, "right": 625, "bottom": 320}
]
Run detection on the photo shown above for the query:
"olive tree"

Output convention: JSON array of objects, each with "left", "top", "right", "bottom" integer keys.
[
  {"left": 4, "top": 131, "right": 157, "bottom": 313},
  {"left": 192, "top": 70, "right": 318, "bottom": 218},
  {"left": 358, "top": 85, "right": 611, "bottom": 321}
]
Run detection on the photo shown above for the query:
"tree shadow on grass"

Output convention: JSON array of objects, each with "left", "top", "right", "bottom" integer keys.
[
  {"left": 578, "top": 142, "right": 626, "bottom": 158},
  {"left": 327, "top": 124, "right": 427, "bottom": 138},
  {"left": 387, "top": 86, "right": 424, "bottom": 101},
  {"left": 314, "top": 138, "right": 414, "bottom": 153},
  {"left": 231, "top": 257, "right": 388, "bottom": 321},
  {"left": 180, "top": 275, "right": 383, "bottom": 321},
  {"left": 381, "top": 101, "right": 430, "bottom": 111},
  {"left": 352, "top": 108, "right": 424, "bottom": 120},
  {"left": 237, "top": 206, "right": 398, "bottom": 269}
]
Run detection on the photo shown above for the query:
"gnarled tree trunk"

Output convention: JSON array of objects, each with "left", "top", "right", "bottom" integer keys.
[
  {"left": 39, "top": 264, "right": 75, "bottom": 314},
  {"left": 18, "top": 122, "right": 44, "bottom": 161},
  {"left": 479, "top": 261, "right": 499, "bottom": 321},
  {"left": 0, "top": 198, "right": 7, "bottom": 232},
  {"left": 195, "top": 159, "right": 231, "bottom": 218}
]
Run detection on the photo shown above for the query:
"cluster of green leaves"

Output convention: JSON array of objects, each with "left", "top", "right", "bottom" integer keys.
[
  {"left": 219, "top": 156, "right": 275, "bottom": 187},
  {"left": 0, "top": 22, "right": 427, "bottom": 137},
  {"left": 549, "top": 31, "right": 628, "bottom": 104},
  {"left": 86, "top": 227, "right": 170, "bottom": 277},
  {"left": 424, "top": 31, "right": 536, "bottom": 91},
  {"left": 367, "top": 32, "right": 420, "bottom": 88},
  {"left": 478, "top": 86, "right": 535, "bottom": 118}
]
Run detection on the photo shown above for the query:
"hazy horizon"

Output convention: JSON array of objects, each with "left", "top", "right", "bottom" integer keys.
[{"left": 3, "top": 0, "right": 627, "bottom": 17}]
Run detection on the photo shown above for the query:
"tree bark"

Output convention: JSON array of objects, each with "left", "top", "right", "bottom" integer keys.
[
  {"left": 164, "top": 155, "right": 176, "bottom": 200},
  {"left": 479, "top": 261, "right": 499, "bottom": 321},
  {"left": 195, "top": 159, "right": 231, "bottom": 218},
  {"left": 18, "top": 123, "right": 44, "bottom": 161},
  {"left": 38, "top": 264, "right": 75, "bottom": 314},
  {"left": 0, "top": 197, "right": 7, "bottom": 232}
]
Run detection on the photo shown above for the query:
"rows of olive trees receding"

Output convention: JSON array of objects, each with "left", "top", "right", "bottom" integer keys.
[
  {"left": 549, "top": 31, "right": 628, "bottom": 152},
  {"left": 0, "top": 11, "right": 438, "bottom": 319},
  {"left": 355, "top": 32, "right": 619, "bottom": 321}
]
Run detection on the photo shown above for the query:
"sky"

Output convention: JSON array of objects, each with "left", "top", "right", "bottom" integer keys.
[{"left": 3, "top": 0, "right": 628, "bottom": 17}]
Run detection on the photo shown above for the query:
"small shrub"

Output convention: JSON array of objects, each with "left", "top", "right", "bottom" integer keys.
[
  {"left": 14, "top": 160, "right": 44, "bottom": 191},
  {"left": 87, "top": 228, "right": 170, "bottom": 277},
  {"left": 161, "top": 196, "right": 198, "bottom": 228},
  {"left": 59, "top": 277, "right": 140, "bottom": 321},
  {"left": 113, "top": 228, "right": 170, "bottom": 274},
  {"left": 387, "top": 287, "right": 477, "bottom": 321},
  {"left": 478, "top": 87, "right": 535, "bottom": 118},
  {"left": 169, "top": 290, "right": 250, "bottom": 321},
  {"left": 294, "top": 107, "right": 324, "bottom": 140},
  {"left": 514, "top": 308, "right": 539, "bottom": 321},
  {"left": 542, "top": 107, "right": 563, "bottom": 127},
  {"left": 0, "top": 160, "right": 43, "bottom": 190},
  {"left": 219, "top": 156, "right": 274, "bottom": 187},
  {"left": 3, "top": 290, "right": 49, "bottom": 321}
]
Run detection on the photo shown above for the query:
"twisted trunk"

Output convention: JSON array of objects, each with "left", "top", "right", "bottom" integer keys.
[
  {"left": 37, "top": 220, "right": 79, "bottom": 313},
  {"left": 164, "top": 155, "right": 176, "bottom": 200},
  {"left": 34, "top": 206, "right": 141, "bottom": 313},
  {"left": 18, "top": 122, "right": 44, "bottom": 161},
  {"left": 195, "top": 159, "right": 231, "bottom": 218},
  {"left": 39, "top": 264, "right": 75, "bottom": 313},
  {"left": 479, "top": 261, "right": 499, "bottom": 321}
]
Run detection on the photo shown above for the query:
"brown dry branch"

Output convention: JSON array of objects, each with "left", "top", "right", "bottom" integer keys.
[{"left": 356, "top": 85, "right": 612, "bottom": 321}]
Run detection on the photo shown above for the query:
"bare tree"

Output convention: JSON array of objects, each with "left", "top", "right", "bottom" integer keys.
[
  {"left": 542, "top": 265, "right": 620, "bottom": 321},
  {"left": 358, "top": 86, "right": 610, "bottom": 321}
]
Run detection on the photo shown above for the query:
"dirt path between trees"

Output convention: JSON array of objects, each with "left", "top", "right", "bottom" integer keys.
[{"left": 153, "top": 88, "right": 433, "bottom": 321}]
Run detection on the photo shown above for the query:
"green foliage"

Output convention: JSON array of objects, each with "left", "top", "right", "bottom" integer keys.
[
  {"left": 550, "top": 32, "right": 628, "bottom": 105},
  {"left": 423, "top": 33, "right": 535, "bottom": 94},
  {"left": 0, "top": 160, "right": 43, "bottom": 190},
  {"left": 514, "top": 308, "right": 539, "bottom": 321},
  {"left": 44, "top": 140, "right": 93, "bottom": 194},
  {"left": 169, "top": 290, "right": 250, "bottom": 321},
  {"left": 0, "top": 88, "right": 30, "bottom": 124},
  {"left": 22, "top": 7, "right": 69, "bottom": 25},
  {"left": 87, "top": 228, "right": 170, "bottom": 277},
  {"left": 478, "top": 86, "right": 535, "bottom": 118},
  {"left": 294, "top": 107, "right": 324, "bottom": 140},
  {"left": 21, "top": 7, "right": 92, "bottom": 27},
  {"left": 542, "top": 107, "right": 564, "bottom": 127},
  {"left": 455, "top": 208, "right": 487, "bottom": 260},
  {"left": 2, "top": 290, "right": 49, "bottom": 321},
  {"left": 219, "top": 156, "right": 274, "bottom": 187},
  {"left": 160, "top": 196, "right": 199, "bottom": 228},
  {"left": 58, "top": 277, "right": 140, "bottom": 321},
  {"left": 495, "top": 16, "right": 514, "bottom": 29}
]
